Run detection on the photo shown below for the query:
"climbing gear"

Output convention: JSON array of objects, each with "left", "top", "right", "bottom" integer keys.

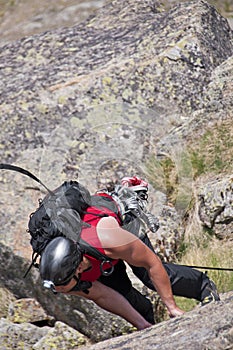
[
  {"left": 121, "top": 176, "right": 148, "bottom": 191},
  {"left": 121, "top": 176, "right": 149, "bottom": 207}
]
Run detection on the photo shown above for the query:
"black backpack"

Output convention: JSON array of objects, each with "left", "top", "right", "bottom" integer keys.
[
  {"left": 27, "top": 181, "right": 116, "bottom": 277},
  {"left": 28, "top": 180, "right": 91, "bottom": 254},
  {"left": 0, "top": 164, "right": 115, "bottom": 277}
]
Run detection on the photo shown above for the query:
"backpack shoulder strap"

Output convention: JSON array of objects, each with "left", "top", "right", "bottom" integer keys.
[
  {"left": 79, "top": 238, "right": 114, "bottom": 276},
  {"left": 79, "top": 238, "right": 113, "bottom": 262}
]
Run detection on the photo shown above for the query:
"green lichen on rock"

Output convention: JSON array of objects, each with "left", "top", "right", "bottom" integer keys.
[
  {"left": 0, "top": 318, "right": 49, "bottom": 350},
  {"left": 7, "top": 298, "right": 53, "bottom": 324},
  {"left": 0, "top": 288, "right": 16, "bottom": 318},
  {"left": 33, "top": 321, "right": 90, "bottom": 350}
]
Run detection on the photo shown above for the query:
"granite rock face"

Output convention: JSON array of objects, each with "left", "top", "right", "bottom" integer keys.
[
  {"left": 198, "top": 175, "right": 233, "bottom": 239},
  {"left": 0, "top": 0, "right": 232, "bottom": 167},
  {"left": 0, "top": 0, "right": 233, "bottom": 348},
  {"left": 81, "top": 292, "right": 233, "bottom": 350},
  {"left": 0, "top": 0, "right": 232, "bottom": 254},
  {"left": 0, "top": 318, "right": 90, "bottom": 350},
  {"left": 0, "top": 242, "right": 134, "bottom": 342}
]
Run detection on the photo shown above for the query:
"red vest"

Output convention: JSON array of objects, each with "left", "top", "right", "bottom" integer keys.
[{"left": 80, "top": 199, "right": 119, "bottom": 282}]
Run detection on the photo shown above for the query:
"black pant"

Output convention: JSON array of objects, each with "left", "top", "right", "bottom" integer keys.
[
  {"left": 131, "top": 262, "right": 210, "bottom": 301},
  {"left": 99, "top": 260, "right": 155, "bottom": 324},
  {"left": 99, "top": 259, "right": 211, "bottom": 325}
]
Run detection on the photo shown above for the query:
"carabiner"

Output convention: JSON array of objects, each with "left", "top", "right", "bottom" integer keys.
[{"left": 100, "top": 260, "right": 114, "bottom": 276}]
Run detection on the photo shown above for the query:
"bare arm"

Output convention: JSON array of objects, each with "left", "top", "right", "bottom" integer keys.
[
  {"left": 59, "top": 281, "right": 152, "bottom": 330},
  {"left": 97, "top": 217, "right": 184, "bottom": 317}
]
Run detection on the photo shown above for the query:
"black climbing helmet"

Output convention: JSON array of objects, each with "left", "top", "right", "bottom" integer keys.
[{"left": 39, "top": 237, "right": 83, "bottom": 288}]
